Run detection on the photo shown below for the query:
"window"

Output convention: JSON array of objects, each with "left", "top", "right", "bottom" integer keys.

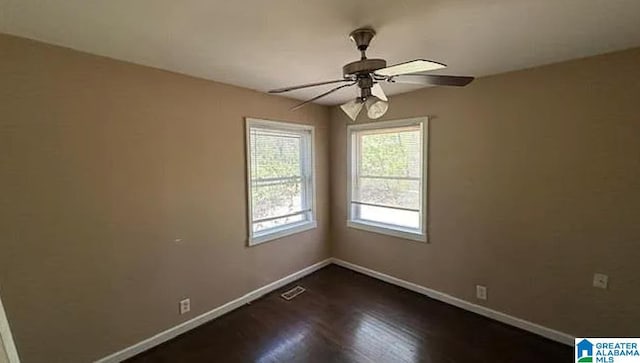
[
  {"left": 347, "top": 118, "right": 427, "bottom": 242},
  {"left": 246, "top": 118, "right": 316, "bottom": 245}
]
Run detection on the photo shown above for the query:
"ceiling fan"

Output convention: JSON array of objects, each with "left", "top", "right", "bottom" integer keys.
[{"left": 269, "top": 28, "right": 475, "bottom": 121}]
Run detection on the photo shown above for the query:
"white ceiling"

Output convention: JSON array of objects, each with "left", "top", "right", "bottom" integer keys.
[{"left": 2, "top": 0, "right": 640, "bottom": 105}]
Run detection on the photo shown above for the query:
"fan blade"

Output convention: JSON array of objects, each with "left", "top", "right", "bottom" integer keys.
[
  {"left": 291, "top": 82, "right": 357, "bottom": 111},
  {"left": 390, "top": 74, "right": 474, "bottom": 87},
  {"left": 376, "top": 59, "right": 446, "bottom": 77},
  {"left": 269, "top": 79, "right": 352, "bottom": 93},
  {"left": 371, "top": 83, "right": 387, "bottom": 101}
]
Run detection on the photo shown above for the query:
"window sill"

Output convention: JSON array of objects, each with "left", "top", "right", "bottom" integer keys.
[
  {"left": 347, "top": 220, "right": 427, "bottom": 243},
  {"left": 249, "top": 220, "right": 317, "bottom": 246}
]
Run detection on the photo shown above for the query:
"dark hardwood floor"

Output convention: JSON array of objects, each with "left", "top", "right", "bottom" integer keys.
[{"left": 127, "top": 265, "right": 571, "bottom": 362}]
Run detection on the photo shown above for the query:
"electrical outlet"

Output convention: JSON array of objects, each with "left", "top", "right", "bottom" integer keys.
[
  {"left": 476, "top": 285, "right": 487, "bottom": 300},
  {"left": 593, "top": 273, "right": 608, "bottom": 289},
  {"left": 179, "top": 298, "right": 191, "bottom": 314}
]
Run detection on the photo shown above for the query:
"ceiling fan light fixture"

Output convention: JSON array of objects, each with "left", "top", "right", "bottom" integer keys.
[
  {"left": 268, "top": 28, "right": 473, "bottom": 112},
  {"left": 365, "top": 96, "right": 389, "bottom": 119},
  {"left": 371, "top": 83, "right": 388, "bottom": 101},
  {"left": 340, "top": 99, "right": 364, "bottom": 121}
]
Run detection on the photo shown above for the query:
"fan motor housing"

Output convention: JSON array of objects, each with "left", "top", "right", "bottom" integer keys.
[{"left": 343, "top": 58, "right": 387, "bottom": 77}]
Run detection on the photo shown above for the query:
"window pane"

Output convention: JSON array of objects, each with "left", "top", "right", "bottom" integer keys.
[
  {"left": 357, "top": 177, "right": 420, "bottom": 210},
  {"left": 348, "top": 120, "right": 425, "bottom": 236},
  {"left": 246, "top": 121, "right": 315, "bottom": 244},
  {"left": 360, "top": 129, "right": 421, "bottom": 178},
  {"left": 353, "top": 203, "right": 420, "bottom": 230},
  {"left": 253, "top": 213, "right": 305, "bottom": 233},
  {"left": 251, "top": 181, "right": 303, "bottom": 221},
  {"left": 251, "top": 130, "right": 301, "bottom": 179}
]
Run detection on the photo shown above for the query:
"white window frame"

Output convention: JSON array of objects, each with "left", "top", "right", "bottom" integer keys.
[
  {"left": 0, "top": 292, "right": 20, "bottom": 363},
  {"left": 246, "top": 118, "right": 317, "bottom": 246},
  {"left": 347, "top": 117, "right": 428, "bottom": 242}
]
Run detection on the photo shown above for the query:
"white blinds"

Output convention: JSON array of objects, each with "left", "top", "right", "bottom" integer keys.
[
  {"left": 351, "top": 125, "right": 423, "bottom": 230},
  {"left": 249, "top": 127, "right": 312, "bottom": 233}
]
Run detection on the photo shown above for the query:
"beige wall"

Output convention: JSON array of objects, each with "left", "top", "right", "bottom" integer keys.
[
  {"left": 330, "top": 48, "right": 640, "bottom": 337},
  {"left": 0, "top": 34, "right": 330, "bottom": 362}
]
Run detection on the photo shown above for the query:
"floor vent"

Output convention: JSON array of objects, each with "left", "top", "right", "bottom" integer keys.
[{"left": 281, "top": 285, "right": 306, "bottom": 301}]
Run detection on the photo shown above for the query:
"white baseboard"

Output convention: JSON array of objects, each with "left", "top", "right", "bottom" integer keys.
[
  {"left": 331, "top": 258, "right": 575, "bottom": 346},
  {"left": 95, "top": 258, "right": 332, "bottom": 363}
]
